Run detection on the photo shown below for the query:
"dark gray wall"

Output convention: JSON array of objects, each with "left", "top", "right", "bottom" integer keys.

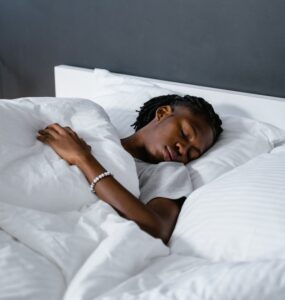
[{"left": 0, "top": 0, "right": 285, "bottom": 99}]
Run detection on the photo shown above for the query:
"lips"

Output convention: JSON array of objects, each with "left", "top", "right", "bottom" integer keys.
[{"left": 164, "top": 146, "right": 176, "bottom": 161}]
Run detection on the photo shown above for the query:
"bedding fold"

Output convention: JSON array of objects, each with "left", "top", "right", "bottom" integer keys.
[
  {"left": 1, "top": 97, "right": 285, "bottom": 299},
  {"left": 0, "top": 201, "right": 169, "bottom": 299}
]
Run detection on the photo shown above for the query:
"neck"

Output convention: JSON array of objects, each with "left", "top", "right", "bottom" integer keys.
[{"left": 120, "top": 130, "right": 148, "bottom": 161}]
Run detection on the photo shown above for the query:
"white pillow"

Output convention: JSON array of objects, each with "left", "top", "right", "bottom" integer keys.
[
  {"left": 170, "top": 147, "right": 285, "bottom": 262},
  {"left": 188, "top": 115, "right": 285, "bottom": 189},
  {"left": 90, "top": 69, "right": 285, "bottom": 188},
  {"left": 91, "top": 69, "right": 172, "bottom": 138},
  {"left": 0, "top": 97, "right": 139, "bottom": 212}
]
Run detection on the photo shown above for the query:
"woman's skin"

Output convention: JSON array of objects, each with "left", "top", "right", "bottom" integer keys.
[{"left": 37, "top": 105, "right": 214, "bottom": 244}]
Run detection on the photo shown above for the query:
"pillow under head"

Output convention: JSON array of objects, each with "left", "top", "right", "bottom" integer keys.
[{"left": 187, "top": 114, "right": 285, "bottom": 189}]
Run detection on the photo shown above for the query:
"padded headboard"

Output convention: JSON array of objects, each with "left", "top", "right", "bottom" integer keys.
[{"left": 55, "top": 65, "right": 285, "bottom": 130}]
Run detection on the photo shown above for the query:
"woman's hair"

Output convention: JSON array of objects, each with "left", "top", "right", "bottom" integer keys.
[{"left": 131, "top": 94, "right": 223, "bottom": 143}]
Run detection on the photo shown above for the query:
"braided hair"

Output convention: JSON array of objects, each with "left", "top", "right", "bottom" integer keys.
[{"left": 131, "top": 94, "right": 223, "bottom": 143}]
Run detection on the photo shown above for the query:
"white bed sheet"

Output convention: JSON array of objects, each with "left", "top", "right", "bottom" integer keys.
[
  {"left": 0, "top": 230, "right": 65, "bottom": 300},
  {"left": 0, "top": 200, "right": 169, "bottom": 300},
  {"left": 1, "top": 199, "right": 285, "bottom": 300},
  {"left": 1, "top": 147, "right": 285, "bottom": 300},
  {"left": 84, "top": 254, "right": 285, "bottom": 300}
]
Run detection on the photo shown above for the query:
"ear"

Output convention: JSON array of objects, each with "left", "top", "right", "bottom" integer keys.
[{"left": 155, "top": 105, "right": 173, "bottom": 122}]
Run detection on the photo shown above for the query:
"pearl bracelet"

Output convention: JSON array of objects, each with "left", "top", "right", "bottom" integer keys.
[{"left": 90, "top": 171, "right": 113, "bottom": 193}]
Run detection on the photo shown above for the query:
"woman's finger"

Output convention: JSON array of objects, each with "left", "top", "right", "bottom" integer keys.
[
  {"left": 64, "top": 126, "right": 81, "bottom": 140},
  {"left": 36, "top": 132, "right": 50, "bottom": 143},
  {"left": 64, "top": 126, "right": 76, "bottom": 135},
  {"left": 46, "top": 123, "right": 66, "bottom": 135},
  {"left": 40, "top": 128, "right": 58, "bottom": 139}
]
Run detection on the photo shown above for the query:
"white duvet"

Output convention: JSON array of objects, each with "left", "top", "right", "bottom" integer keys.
[
  {"left": 0, "top": 97, "right": 285, "bottom": 300},
  {"left": 1, "top": 200, "right": 285, "bottom": 300}
]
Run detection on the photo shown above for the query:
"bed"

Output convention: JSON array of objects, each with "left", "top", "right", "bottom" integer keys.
[{"left": 0, "top": 65, "right": 285, "bottom": 300}]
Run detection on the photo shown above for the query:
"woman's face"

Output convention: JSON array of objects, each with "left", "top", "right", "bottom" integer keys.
[{"left": 143, "top": 105, "right": 214, "bottom": 164}]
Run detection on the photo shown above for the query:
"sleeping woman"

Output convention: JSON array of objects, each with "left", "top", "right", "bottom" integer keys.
[{"left": 36, "top": 94, "right": 222, "bottom": 244}]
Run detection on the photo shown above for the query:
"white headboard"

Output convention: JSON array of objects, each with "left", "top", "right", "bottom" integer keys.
[{"left": 55, "top": 65, "right": 285, "bottom": 130}]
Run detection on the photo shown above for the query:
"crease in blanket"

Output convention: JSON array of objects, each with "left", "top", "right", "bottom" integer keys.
[{"left": 0, "top": 200, "right": 169, "bottom": 299}]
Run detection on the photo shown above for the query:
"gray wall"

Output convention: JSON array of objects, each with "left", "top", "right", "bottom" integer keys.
[{"left": 0, "top": 0, "right": 285, "bottom": 99}]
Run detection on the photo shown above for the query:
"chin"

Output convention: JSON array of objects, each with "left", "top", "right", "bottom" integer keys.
[
  {"left": 148, "top": 157, "right": 161, "bottom": 164},
  {"left": 145, "top": 153, "right": 162, "bottom": 164},
  {"left": 143, "top": 147, "right": 164, "bottom": 164}
]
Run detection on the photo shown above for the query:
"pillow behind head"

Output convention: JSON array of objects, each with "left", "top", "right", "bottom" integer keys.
[
  {"left": 170, "top": 147, "right": 285, "bottom": 262},
  {"left": 90, "top": 69, "right": 285, "bottom": 190},
  {"left": 0, "top": 97, "right": 139, "bottom": 212},
  {"left": 91, "top": 69, "right": 174, "bottom": 138}
]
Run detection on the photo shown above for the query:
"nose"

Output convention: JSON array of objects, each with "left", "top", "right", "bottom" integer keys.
[{"left": 175, "top": 141, "right": 191, "bottom": 163}]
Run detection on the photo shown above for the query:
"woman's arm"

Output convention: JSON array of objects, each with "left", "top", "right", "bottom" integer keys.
[
  {"left": 37, "top": 123, "right": 182, "bottom": 244},
  {"left": 76, "top": 154, "right": 182, "bottom": 244}
]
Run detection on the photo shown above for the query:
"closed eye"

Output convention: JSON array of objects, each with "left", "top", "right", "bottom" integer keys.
[
  {"left": 182, "top": 123, "right": 196, "bottom": 141},
  {"left": 180, "top": 129, "right": 187, "bottom": 139}
]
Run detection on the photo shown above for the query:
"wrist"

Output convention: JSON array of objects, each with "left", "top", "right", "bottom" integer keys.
[
  {"left": 74, "top": 152, "right": 107, "bottom": 185},
  {"left": 75, "top": 152, "right": 96, "bottom": 169}
]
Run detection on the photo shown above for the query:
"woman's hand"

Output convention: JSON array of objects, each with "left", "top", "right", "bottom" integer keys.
[
  {"left": 37, "top": 123, "right": 92, "bottom": 165},
  {"left": 37, "top": 124, "right": 179, "bottom": 244}
]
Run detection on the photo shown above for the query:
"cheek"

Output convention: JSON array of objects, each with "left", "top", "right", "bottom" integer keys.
[
  {"left": 152, "top": 135, "right": 168, "bottom": 150},
  {"left": 157, "top": 121, "right": 179, "bottom": 141},
  {"left": 146, "top": 124, "right": 177, "bottom": 158},
  {"left": 148, "top": 119, "right": 180, "bottom": 152}
]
